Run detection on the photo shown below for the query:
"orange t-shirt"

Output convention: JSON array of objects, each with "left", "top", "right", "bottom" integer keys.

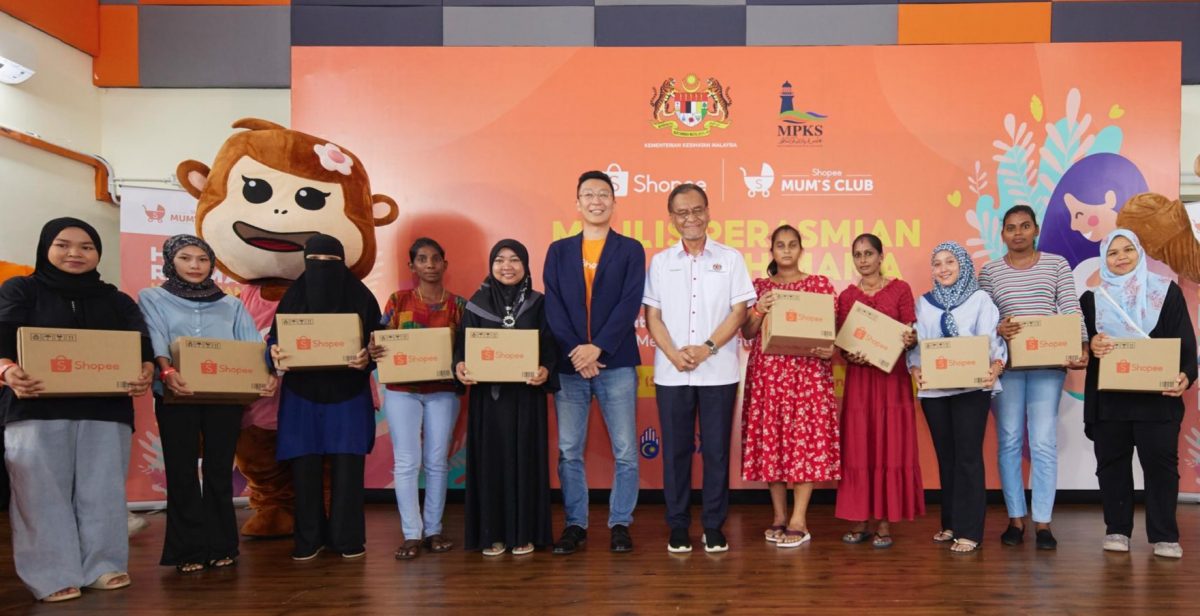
[
  {"left": 0, "top": 261, "right": 33, "bottom": 285},
  {"left": 582, "top": 238, "right": 605, "bottom": 338}
]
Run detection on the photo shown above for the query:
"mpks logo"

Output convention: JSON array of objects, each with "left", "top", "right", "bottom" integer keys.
[
  {"left": 776, "top": 81, "right": 827, "bottom": 147},
  {"left": 650, "top": 74, "right": 732, "bottom": 137}
]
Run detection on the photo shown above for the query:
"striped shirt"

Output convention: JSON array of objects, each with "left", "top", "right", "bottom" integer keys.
[{"left": 977, "top": 252, "right": 1086, "bottom": 341}]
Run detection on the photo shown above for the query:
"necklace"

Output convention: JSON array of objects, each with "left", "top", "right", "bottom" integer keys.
[
  {"left": 1004, "top": 250, "right": 1039, "bottom": 269},
  {"left": 859, "top": 277, "right": 886, "bottom": 293},
  {"left": 415, "top": 285, "right": 447, "bottom": 304}
]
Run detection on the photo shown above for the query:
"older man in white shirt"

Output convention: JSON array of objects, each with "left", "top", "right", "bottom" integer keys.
[{"left": 643, "top": 183, "right": 755, "bottom": 554}]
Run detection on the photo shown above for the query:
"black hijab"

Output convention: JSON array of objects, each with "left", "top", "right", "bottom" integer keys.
[
  {"left": 33, "top": 218, "right": 116, "bottom": 300},
  {"left": 160, "top": 234, "right": 225, "bottom": 302},
  {"left": 273, "top": 235, "right": 380, "bottom": 404},
  {"left": 469, "top": 239, "right": 531, "bottom": 328}
]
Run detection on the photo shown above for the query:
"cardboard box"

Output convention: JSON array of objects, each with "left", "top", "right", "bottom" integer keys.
[
  {"left": 275, "top": 313, "right": 362, "bottom": 370},
  {"left": 1009, "top": 314, "right": 1083, "bottom": 369},
  {"left": 166, "top": 337, "right": 269, "bottom": 405},
  {"left": 373, "top": 328, "right": 454, "bottom": 385},
  {"left": 464, "top": 327, "right": 538, "bottom": 383},
  {"left": 17, "top": 327, "right": 141, "bottom": 397},
  {"left": 919, "top": 335, "right": 991, "bottom": 390},
  {"left": 834, "top": 301, "right": 910, "bottom": 372},
  {"left": 761, "top": 290, "right": 836, "bottom": 356},
  {"left": 1098, "top": 338, "right": 1181, "bottom": 392}
]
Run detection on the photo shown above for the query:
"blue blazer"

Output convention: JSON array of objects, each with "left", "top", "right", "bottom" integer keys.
[{"left": 543, "top": 230, "right": 646, "bottom": 375}]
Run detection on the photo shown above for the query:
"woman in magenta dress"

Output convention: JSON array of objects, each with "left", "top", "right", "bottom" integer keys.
[
  {"left": 834, "top": 233, "right": 925, "bottom": 549},
  {"left": 741, "top": 224, "right": 839, "bottom": 549}
]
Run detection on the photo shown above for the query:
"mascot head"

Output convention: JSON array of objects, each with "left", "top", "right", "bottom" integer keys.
[{"left": 177, "top": 118, "right": 398, "bottom": 299}]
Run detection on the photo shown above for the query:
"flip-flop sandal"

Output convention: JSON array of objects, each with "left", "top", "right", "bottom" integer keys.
[
  {"left": 776, "top": 529, "right": 812, "bottom": 549},
  {"left": 872, "top": 533, "right": 894, "bottom": 549},
  {"left": 395, "top": 540, "right": 422, "bottom": 560},
  {"left": 86, "top": 572, "right": 131, "bottom": 591},
  {"left": 764, "top": 525, "right": 787, "bottom": 543},
  {"left": 176, "top": 562, "right": 206, "bottom": 574},
  {"left": 511, "top": 543, "right": 535, "bottom": 556},
  {"left": 932, "top": 530, "right": 955, "bottom": 543},
  {"left": 482, "top": 543, "right": 507, "bottom": 557},
  {"left": 42, "top": 588, "right": 81, "bottom": 603},
  {"left": 207, "top": 557, "right": 236, "bottom": 569},
  {"left": 951, "top": 538, "right": 981, "bottom": 553},
  {"left": 842, "top": 530, "right": 872, "bottom": 544},
  {"left": 422, "top": 534, "right": 454, "bottom": 553}
]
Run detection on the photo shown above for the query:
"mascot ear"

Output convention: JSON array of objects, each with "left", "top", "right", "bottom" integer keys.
[
  {"left": 372, "top": 194, "right": 399, "bottom": 227},
  {"left": 176, "top": 160, "right": 211, "bottom": 199}
]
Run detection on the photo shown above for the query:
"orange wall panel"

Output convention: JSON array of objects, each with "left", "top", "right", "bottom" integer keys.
[
  {"left": 899, "top": 3, "right": 1052, "bottom": 45},
  {"left": 0, "top": 0, "right": 99, "bottom": 55},
  {"left": 93, "top": 5, "right": 138, "bottom": 87}
]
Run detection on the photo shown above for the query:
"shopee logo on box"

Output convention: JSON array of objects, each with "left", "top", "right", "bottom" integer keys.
[
  {"left": 935, "top": 356, "right": 948, "bottom": 370},
  {"left": 785, "top": 311, "right": 798, "bottom": 322},
  {"left": 481, "top": 347, "right": 495, "bottom": 361},
  {"left": 296, "top": 336, "right": 312, "bottom": 350},
  {"left": 50, "top": 355, "right": 72, "bottom": 373},
  {"left": 394, "top": 353, "right": 408, "bottom": 366},
  {"left": 1116, "top": 360, "right": 1130, "bottom": 374},
  {"left": 853, "top": 327, "right": 867, "bottom": 340},
  {"left": 1026, "top": 338, "right": 1040, "bottom": 351},
  {"left": 201, "top": 360, "right": 218, "bottom": 375}
]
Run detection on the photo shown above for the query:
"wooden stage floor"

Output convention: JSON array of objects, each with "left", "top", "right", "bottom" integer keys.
[{"left": 1, "top": 502, "right": 1197, "bottom": 614}]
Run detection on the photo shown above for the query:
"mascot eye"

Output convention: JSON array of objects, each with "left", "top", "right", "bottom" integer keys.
[
  {"left": 295, "top": 187, "right": 331, "bottom": 211},
  {"left": 241, "top": 176, "right": 273, "bottom": 204}
]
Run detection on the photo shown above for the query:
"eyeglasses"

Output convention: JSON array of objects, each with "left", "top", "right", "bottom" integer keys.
[
  {"left": 671, "top": 206, "right": 708, "bottom": 220},
  {"left": 578, "top": 191, "right": 614, "bottom": 201}
]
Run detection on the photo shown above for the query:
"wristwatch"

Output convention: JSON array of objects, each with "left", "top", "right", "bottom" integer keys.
[{"left": 703, "top": 340, "right": 718, "bottom": 356}]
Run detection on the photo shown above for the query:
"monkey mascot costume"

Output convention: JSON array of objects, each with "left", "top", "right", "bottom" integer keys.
[
  {"left": 1116, "top": 155, "right": 1200, "bottom": 284},
  {"left": 177, "top": 119, "right": 397, "bottom": 537}
]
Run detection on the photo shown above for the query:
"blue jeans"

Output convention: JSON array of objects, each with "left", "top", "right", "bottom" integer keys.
[
  {"left": 554, "top": 367, "right": 640, "bottom": 529},
  {"left": 992, "top": 369, "right": 1066, "bottom": 523},
  {"left": 383, "top": 390, "right": 460, "bottom": 539}
]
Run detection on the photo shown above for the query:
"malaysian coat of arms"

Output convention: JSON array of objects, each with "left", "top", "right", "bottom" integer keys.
[{"left": 651, "top": 74, "right": 732, "bottom": 137}]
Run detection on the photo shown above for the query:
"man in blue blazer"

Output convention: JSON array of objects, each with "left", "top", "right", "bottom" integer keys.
[{"left": 543, "top": 170, "right": 646, "bottom": 554}]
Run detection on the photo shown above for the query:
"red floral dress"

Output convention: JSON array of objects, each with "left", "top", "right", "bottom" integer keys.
[
  {"left": 833, "top": 279, "right": 925, "bottom": 522},
  {"left": 741, "top": 275, "right": 840, "bottom": 483}
]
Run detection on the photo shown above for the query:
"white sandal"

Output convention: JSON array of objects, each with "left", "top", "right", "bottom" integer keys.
[
  {"left": 511, "top": 543, "right": 535, "bottom": 556},
  {"left": 482, "top": 543, "right": 507, "bottom": 557}
]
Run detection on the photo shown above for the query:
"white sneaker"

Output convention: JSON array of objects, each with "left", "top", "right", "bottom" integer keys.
[
  {"left": 1153, "top": 542, "right": 1182, "bottom": 559},
  {"left": 1103, "top": 534, "right": 1130, "bottom": 552},
  {"left": 127, "top": 512, "right": 149, "bottom": 537}
]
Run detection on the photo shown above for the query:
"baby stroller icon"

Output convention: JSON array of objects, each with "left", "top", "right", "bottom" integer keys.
[{"left": 739, "top": 163, "right": 775, "bottom": 197}]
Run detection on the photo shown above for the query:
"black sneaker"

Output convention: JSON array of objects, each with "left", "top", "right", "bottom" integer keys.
[
  {"left": 702, "top": 528, "right": 729, "bottom": 553},
  {"left": 1001, "top": 524, "right": 1025, "bottom": 546},
  {"left": 552, "top": 525, "right": 587, "bottom": 555},
  {"left": 667, "top": 528, "right": 692, "bottom": 553},
  {"left": 610, "top": 525, "right": 633, "bottom": 553},
  {"left": 1035, "top": 528, "right": 1058, "bottom": 550}
]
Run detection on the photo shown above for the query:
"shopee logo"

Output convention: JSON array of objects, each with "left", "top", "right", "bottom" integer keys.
[
  {"left": 786, "top": 311, "right": 798, "bottom": 322},
  {"left": 201, "top": 360, "right": 218, "bottom": 375},
  {"left": 481, "top": 347, "right": 495, "bottom": 361},
  {"left": 935, "top": 356, "right": 948, "bottom": 370},
  {"left": 1026, "top": 338, "right": 1040, "bottom": 351},
  {"left": 394, "top": 353, "right": 408, "bottom": 366},
  {"left": 296, "top": 336, "right": 312, "bottom": 350},
  {"left": 853, "top": 327, "right": 867, "bottom": 340},
  {"left": 50, "top": 355, "right": 72, "bottom": 373},
  {"left": 1116, "top": 360, "right": 1130, "bottom": 374}
]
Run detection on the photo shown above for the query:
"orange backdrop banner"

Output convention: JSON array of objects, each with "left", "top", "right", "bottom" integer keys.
[{"left": 286, "top": 43, "right": 1187, "bottom": 494}]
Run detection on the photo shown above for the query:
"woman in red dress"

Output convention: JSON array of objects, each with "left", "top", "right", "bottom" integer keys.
[
  {"left": 834, "top": 233, "right": 924, "bottom": 548},
  {"left": 741, "top": 224, "right": 839, "bottom": 548}
]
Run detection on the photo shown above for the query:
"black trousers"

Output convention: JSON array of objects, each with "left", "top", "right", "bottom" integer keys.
[
  {"left": 921, "top": 390, "right": 990, "bottom": 543},
  {"left": 1092, "top": 418, "right": 1180, "bottom": 543},
  {"left": 291, "top": 453, "right": 365, "bottom": 556},
  {"left": 656, "top": 384, "right": 737, "bottom": 531},
  {"left": 155, "top": 401, "right": 243, "bottom": 565},
  {"left": 0, "top": 425, "right": 8, "bottom": 511}
]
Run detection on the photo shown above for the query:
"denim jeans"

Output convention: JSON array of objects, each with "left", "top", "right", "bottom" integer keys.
[
  {"left": 554, "top": 367, "right": 639, "bottom": 529},
  {"left": 992, "top": 369, "right": 1066, "bottom": 523},
  {"left": 383, "top": 390, "right": 460, "bottom": 539}
]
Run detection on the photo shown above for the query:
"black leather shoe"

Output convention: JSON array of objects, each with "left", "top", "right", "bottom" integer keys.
[
  {"left": 552, "top": 525, "right": 587, "bottom": 555},
  {"left": 610, "top": 525, "right": 633, "bottom": 553},
  {"left": 1001, "top": 524, "right": 1025, "bottom": 546},
  {"left": 1035, "top": 529, "right": 1058, "bottom": 550}
]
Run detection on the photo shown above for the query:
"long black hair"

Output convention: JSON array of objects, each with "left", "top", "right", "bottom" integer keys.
[{"left": 766, "top": 224, "right": 802, "bottom": 276}]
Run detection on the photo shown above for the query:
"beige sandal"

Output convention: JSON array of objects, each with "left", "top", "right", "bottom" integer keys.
[
  {"left": 42, "top": 587, "right": 81, "bottom": 603},
  {"left": 511, "top": 543, "right": 535, "bottom": 556},
  {"left": 932, "top": 530, "right": 955, "bottom": 543},
  {"left": 86, "top": 572, "right": 131, "bottom": 590},
  {"left": 482, "top": 542, "right": 507, "bottom": 557}
]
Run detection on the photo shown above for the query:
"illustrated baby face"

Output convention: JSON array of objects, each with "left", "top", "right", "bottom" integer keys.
[{"left": 1065, "top": 189, "right": 1119, "bottom": 242}]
